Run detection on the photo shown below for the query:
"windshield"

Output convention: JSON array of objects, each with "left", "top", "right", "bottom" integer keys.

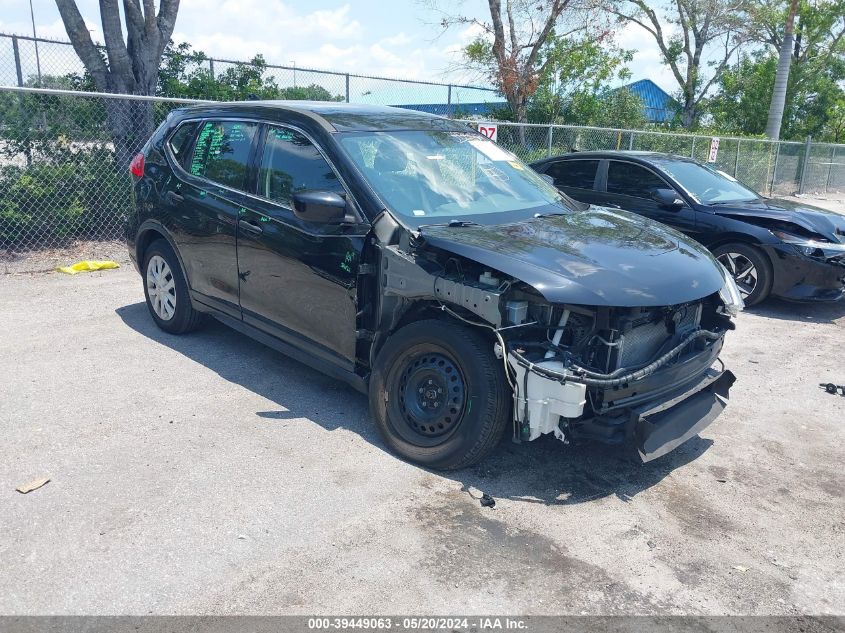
[
  {"left": 338, "top": 129, "right": 578, "bottom": 227},
  {"left": 655, "top": 159, "right": 760, "bottom": 204}
]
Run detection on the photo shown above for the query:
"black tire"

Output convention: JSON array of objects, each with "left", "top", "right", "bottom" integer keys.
[
  {"left": 369, "top": 319, "right": 511, "bottom": 470},
  {"left": 712, "top": 242, "right": 773, "bottom": 307},
  {"left": 141, "top": 238, "right": 204, "bottom": 334}
]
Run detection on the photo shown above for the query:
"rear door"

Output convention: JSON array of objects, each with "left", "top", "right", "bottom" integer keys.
[
  {"left": 236, "top": 123, "right": 369, "bottom": 369},
  {"left": 165, "top": 119, "right": 259, "bottom": 317},
  {"left": 542, "top": 159, "right": 602, "bottom": 205},
  {"left": 595, "top": 160, "right": 697, "bottom": 235}
]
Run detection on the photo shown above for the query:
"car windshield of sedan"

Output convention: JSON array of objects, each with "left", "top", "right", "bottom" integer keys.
[
  {"left": 338, "top": 130, "right": 578, "bottom": 227},
  {"left": 655, "top": 159, "right": 760, "bottom": 204}
]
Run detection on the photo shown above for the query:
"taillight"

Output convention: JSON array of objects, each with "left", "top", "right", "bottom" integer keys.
[{"left": 129, "top": 153, "right": 145, "bottom": 178}]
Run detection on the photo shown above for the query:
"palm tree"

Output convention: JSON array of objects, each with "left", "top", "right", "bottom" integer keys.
[{"left": 765, "top": 0, "right": 800, "bottom": 139}]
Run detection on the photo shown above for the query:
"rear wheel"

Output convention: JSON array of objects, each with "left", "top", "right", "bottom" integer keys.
[
  {"left": 369, "top": 319, "right": 510, "bottom": 470},
  {"left": 712, "top": 242, "right": 773, "bottom": 307},
  {"left": 142, "top": 238, "right": 204, "bottom": 334}
]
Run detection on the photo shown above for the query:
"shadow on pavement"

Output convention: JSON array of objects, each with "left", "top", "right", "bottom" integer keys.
[
  {"left": 750, "top": 297, "right": 845, "bottom": 324},
  {"left": 117, "top": 301, "right": 710, "bottom": 505}
]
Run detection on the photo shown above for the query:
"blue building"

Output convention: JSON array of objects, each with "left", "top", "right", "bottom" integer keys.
[{"left": 613, "top": 79, "right": 679, "bottom": 123}]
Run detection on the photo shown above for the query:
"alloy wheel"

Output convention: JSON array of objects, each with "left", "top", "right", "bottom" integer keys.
[
  {"left": 717, "top": 252, "right": 758, "bottom": 299},
  {"left": 146, "top": 255, "right": 177, "bottom": 321}
]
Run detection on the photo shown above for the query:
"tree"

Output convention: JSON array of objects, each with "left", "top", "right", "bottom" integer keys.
[
  {"left": 54, "top": 0, "right": 180, "bottom": 167},
  {"left": 764, "top": 0, "right": 799, "bottom": 138},
  {"left": 609, "top": 0, "right": 750, "bottom": 128},
  {"left": 525, "top": 41, "right": 635, "bottom": 123},
  {"left": 157, "top": 43, "right": 344, "bottom": 102},
  {"left": 710, "top": 0, "right": 845, "bottom": 141},
  {"left": 441, "top": 0, "right": 612, "bottom": 125}
]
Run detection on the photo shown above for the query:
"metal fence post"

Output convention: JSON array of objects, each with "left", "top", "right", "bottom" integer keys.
[
  {"left": 690, "top": 136, "right": 696, "bottom": 158},
  {"left": 446, "top": 84, "right": 452, "bottom": 117},
  {"left": 209, "top": 58, "right": 215, "bottom": 77},
  {"left": 769, "top": 142, "right": 781, "bottom": 196},
  {"left": 345, "top": 74, "right": 350, "bottom": 103},
  {"left": 12, "top": 35, "right": 23, "bottom": 87},
  {"left": 734, "top": 139, "right": 741, "bottom": 177},
  {"left": 547, "top": 126, "right": 553, "bottom": 157},
  {"left": 799, "top": 135, "right": 812, "bottom": 194},
  {"left": 825, "top": 146, "right": 836, "bottom": 193},
  {"left": 628, "top": 131, "right": 634, "bottom": 150}
]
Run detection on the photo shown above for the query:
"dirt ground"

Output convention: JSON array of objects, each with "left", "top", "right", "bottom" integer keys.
[{"left": 0, "top": 266, "right": 843, "bottom": 617}]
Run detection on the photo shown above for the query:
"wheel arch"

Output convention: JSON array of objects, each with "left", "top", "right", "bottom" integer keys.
[{"left": 136, "top": 221, "right": 192, "bottom": 289}]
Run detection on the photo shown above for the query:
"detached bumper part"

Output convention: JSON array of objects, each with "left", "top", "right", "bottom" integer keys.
[{"left": 635, "top": 368, "right": 736, "bottom": 462}]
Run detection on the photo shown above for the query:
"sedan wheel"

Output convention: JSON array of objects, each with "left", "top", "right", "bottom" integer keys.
[
  {"left": 146, "top": 254, "right": 177, "bottom": 321},
  {"left": 712, "top": 242, "right": 773, "bottom": 307},
  {"left": 717, "top": 251, "right": 758, "bottom": 299}
]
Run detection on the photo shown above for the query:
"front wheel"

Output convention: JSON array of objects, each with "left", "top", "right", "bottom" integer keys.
[
  {"left": 712, "top": 242, "right": 773, "bottom": 307},
  {"left": 369, "top": 319, "right": 510, "bottom": 470}
]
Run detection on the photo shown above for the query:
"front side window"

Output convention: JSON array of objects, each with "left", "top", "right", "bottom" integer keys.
[
  {"left": 546, "top": 160, "right": 599, "bottom": 190},
  {"left": 189, "top": 120, "right": 257, "bottom": 191},
  {"left": 606, "top": 161, "right": 669, "bottom": 199},
  {"left": 258, "top": 126, "right": 344, "bottom": 206},
  {"left": 338, "top": 130, "right": 577, "bottom": 227}
]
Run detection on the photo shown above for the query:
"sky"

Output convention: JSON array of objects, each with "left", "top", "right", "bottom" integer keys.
[{"left": 0, "top": 0, "right": 676, "bottom": 99}]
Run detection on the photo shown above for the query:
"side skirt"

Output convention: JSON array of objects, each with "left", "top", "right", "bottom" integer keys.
[{"left": 212, "top": 311, "right": 369, "bottom": 395}]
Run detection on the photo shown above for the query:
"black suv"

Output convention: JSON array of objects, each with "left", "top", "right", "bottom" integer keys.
[
  {"left": 127, "top": 102, "right": 741, "bottom": 470},
  {"left": 531, "top": 151, "right": 845, "bottom": 306}
]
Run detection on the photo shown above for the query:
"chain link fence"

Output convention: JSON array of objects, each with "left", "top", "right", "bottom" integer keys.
[
  {"left": 1, "top": 33, "right": 501, "bottom": 113},
  {"left": 478, "top": 121, "right": 845, "bottom": 197},
  {"left": 1, "top": 70, "right": 844, "bottom": 273}
]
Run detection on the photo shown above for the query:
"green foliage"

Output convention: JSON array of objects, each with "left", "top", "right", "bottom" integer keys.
[
  {"left": 708, "top": 49, "right": 845, "bottom": 142},
  {"left": 157, "top": 42, "right": 344, "bottom": 102},
  {"left": 559, "top": 88, "right": 648, "bottom": 128},
  {"left": 0, "top": 150, "right": 131, "bottom": 247}
]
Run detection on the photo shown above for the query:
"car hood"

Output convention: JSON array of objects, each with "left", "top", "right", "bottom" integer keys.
[
  {"left": 420, "top": 207, "right": 726, "bottom": 306},
  {"left": 710, "top": 198, "right": 845, "bottom": 242}
]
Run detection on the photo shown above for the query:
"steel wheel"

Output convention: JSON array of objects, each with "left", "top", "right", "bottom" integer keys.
[
  {"left": 397, "top": 353, "right": 466, "bottom": 441},
  {"left": 717, "top": 251, "right": 758, "bottom": 299},
  {"left": 146, "top": 254, "right": 176, "bottom": 321}
]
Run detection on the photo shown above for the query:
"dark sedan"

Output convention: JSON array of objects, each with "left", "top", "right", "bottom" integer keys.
[{"left": 531, "top": 151, "right": 845, "bottom": 305}]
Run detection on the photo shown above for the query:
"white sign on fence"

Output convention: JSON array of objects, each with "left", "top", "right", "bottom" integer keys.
[
  {"left": 478, "top": 123, "right": 498, "bottom": 142},
  {"left": 708, "top": 137, "right": 720, "bottom": 162}
]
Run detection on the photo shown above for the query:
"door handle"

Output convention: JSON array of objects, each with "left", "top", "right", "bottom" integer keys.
[
  {"left": 165, "top": 191, "right": 184, "bottom": 204},
  {"left": 238, "top": 219, "right": 263, "bottom": 235}
]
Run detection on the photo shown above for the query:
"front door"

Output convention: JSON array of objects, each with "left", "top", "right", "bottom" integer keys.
[
  {"left": 236, "top": 124, "right": 369, "bottom": 369},
  {"left": 595, "top": 160, "right": 698, "bottom": 237}
]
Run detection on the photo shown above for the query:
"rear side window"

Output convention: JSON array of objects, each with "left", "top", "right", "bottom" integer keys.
[
  {"left": 258, "top": 126, "right": 344, "bottom": 206},
  {"left": 167, "top": 122, "right": 197, "bottom": 167},
  {"left": 545, "top": 160, "right": 599, "bottom": 190},
  {"left": 189, "top": 120, "right": 258, "bottom": 191},
  {"left": 607, "top": 161, "right": 668, "bottom": 199}
]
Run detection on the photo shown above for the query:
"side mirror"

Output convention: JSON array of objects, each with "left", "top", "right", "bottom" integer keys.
[
  {"left": 652, "top": 188, "right": 685, "bottom": 210},
  {"left": 292, "top": 190, "right": 349, "bottom": 224},
  {"left": 539, "top": 173, "right": 555, "bottom": 186}
]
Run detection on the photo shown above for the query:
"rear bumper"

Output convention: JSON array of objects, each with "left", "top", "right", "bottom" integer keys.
[{"left": 635, "top": 367, "right": 735, "bottom": 462}]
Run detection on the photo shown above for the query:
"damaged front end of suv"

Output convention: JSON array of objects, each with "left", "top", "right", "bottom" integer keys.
[
  {"left": 371, "top": 207, "right": 741, "bottom": 463},
  {"left": 338, "top": 123, "right": 741, "bottom": 468}
]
